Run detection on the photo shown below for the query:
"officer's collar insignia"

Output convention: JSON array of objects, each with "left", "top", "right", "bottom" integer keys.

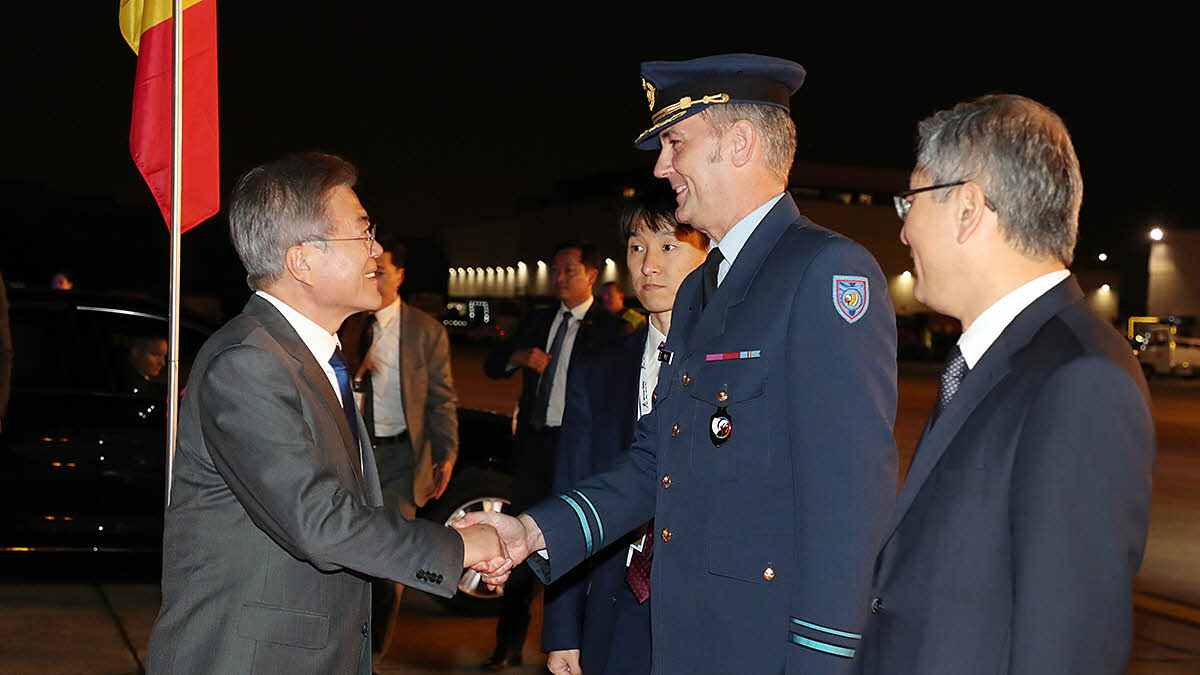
[
  {"left": 642, "top": 77, "right": 656, "bottom": 111},
  {"left": 833, "top": 275, "right": 869, "bottom": 324}
]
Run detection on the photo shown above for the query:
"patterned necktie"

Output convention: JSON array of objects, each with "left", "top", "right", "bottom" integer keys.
[
  {"left": 933, "top": 344, "right": 968, "bottom": 425},
  {"left": 531, "top": 311, "right": 573, "bottom": 430},
  {"left": 702, "top": 247, "right": 724, "bottom": 309},
  {"left": 328, "top": 347, "right": 360, "bottom": 447}
]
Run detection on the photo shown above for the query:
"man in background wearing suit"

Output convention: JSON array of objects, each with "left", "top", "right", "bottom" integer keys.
[
  {"left": 147, "top": 152, "right": 503, "bottom": 674},
  {"left": 543, "top": 188, "right": 708, "bottom": 675},
  {"left": 857, "top": 94, "right": 1156, "bottom": 675},
  {"left": 481, "top": 240, "right": 624, "bottom": 670},
  {"left": 339, "top": 234, "right": 459, "bottom": 652}
]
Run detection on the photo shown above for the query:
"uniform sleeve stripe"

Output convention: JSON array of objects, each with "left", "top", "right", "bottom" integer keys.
[
  {"left": 791, "top": 617, "right": 862, "bottom": 640},
  {"left": 558, "top": 494, "right": 593, "bottom": 556},
  {"left": 571, "top": 490, "right": 604, "bottom": 545},
  {"left": 788, "top": 634, "right": 856, "bottom": 658}
]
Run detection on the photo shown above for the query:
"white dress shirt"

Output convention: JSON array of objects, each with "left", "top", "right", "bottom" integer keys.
[
  {"left": 957, "top": 270, "right": 1071, "bottom": 369},
  {"left": 711, "top": 192, "right": 786, "bottom": 286},
  {"left": 366, "top": 298, "right": 407, "bottom": 436},
  {"left": 542, "top": 296, "right": 593, "bottom": 428},
  {"left": 255, "top": 290, "right": 361, "bottom": 470},
  {"left": 638, "top": 322, "right": 668, "bottom": 420}
]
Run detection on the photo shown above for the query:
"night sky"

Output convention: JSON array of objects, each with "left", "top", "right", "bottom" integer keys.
[{"left": 3, "top": 6, "right": 1195, "bottom": 313}]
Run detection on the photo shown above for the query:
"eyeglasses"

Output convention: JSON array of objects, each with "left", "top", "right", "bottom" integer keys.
[
  {"left": 305, "top": 224, "right": 377, "bottom": 250},
  {"left": 893, "top": 181, "right": 997, "bottom": 222}
]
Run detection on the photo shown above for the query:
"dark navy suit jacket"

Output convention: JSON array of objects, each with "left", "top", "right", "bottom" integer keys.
[
  {"left": 858, "top": 276, "right": 1155, "bottom": 675},
  {"left": 542, "top": 326, "right": 652, "bottom": 674},
  {"left": 525, "top": 194, "right": 899, "bottom": 675}
]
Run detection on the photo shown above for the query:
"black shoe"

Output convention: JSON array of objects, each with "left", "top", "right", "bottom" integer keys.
[{"left": 481, "top": 648, "right": 523, "bottom": 671}]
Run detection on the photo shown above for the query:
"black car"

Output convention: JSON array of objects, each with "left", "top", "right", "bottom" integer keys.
[{"left": 0, "top": 289, "right": 514, "bottom": 613}]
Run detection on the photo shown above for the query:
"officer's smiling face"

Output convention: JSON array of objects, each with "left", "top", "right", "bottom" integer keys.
[{"left": 653, "top": 114, "right": 730, "bottom": 237}]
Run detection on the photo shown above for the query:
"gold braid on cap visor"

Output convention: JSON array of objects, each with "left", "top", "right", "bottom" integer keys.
[{"left": 640, "top": 93, "right": 731, "bottom": 138}]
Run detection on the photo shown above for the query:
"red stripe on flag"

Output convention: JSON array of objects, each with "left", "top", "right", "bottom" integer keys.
[{"left": 130, "top": 0, "right": 219, "bottom": 232}]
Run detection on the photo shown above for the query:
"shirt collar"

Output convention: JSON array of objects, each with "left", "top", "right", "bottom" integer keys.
[
  {"left": 709, "top": 192, "right": 786, "bottom": 265},
  {"left": 255, "top": 290, "right": 342, "bottom": 364},
  {"left": 374, "top": 297, "right": 401, "bottom": 327},
  {"left": 957, "top": 270, "right": 1071, "bottom": 369},
  {"left": 644, "top": 322, "right": 667, "bottom": 365},
  {"left": 559, "top": 295, "right": 593, "bottom": 322}
]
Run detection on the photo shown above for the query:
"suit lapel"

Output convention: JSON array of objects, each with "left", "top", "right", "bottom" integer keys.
[
  {"left": 881, "top": 276, "right": 1085, "bottom": 546},
  {"left": 244, "top": 295, "right": 368, "bottom": 494},
  {"left": 621, "top": 326, "right": 649, "bottom": 442},
  {"left": 686, "top": 195, "right": 800, "bottom": 355}
]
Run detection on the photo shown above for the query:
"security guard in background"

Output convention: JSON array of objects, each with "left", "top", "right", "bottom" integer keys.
[{"left": 457, "top": 54, "right": 899, "bottom": 675}]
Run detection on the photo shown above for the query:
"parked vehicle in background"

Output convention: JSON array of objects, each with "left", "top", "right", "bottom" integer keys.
[
  {"left": 1135, "top": 322, "right": 1200, "bottom": 378},
  {"left": 0, "top": 289, "right": 517, "bottom": 614},
  {"left": 442, "top": 297, "right": 520, "bottom": 343}
]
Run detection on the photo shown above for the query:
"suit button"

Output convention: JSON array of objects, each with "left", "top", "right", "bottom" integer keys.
[
  {"left": 871, "top": 597, "right": 883, "bottom": 614},
  {"left": 416, "top": 570, "right": 426, "bottom": 581},
  {"left": 681, "top": 373, "right": 691, "bottom": 386},
  {"left": 610, "top": 594, "right": 618, "bottom": 605},
  {"left": 717, "top": 390, "right": 728, "bottom": 403},
  {"left": 662, "top": 474, "right": 672, "bottom": 488},
  {"left": 435, "top": 574, "right": 443, "bottom": 584},
  {"left": 671, "top": 424, "right": 680, "bottom": 438},
  {"left": 661, "top": 528, "right": 672, "bottom": 542}
]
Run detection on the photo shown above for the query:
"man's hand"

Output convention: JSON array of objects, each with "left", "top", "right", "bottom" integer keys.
[
  {"left": 508, "top": 347, "right": 551, "bottom": 373},
  {"left": 458, "top": 523, "right": 506, "bottom": 571},
  {"left": 426, "top": 460, "right": 454, "bottom": 502},
  {"left": 452, "top": 512, "right": 544, "bottom": 587},
  {"left": 547, "top": 649, "right": 582, "bottom": 675}
]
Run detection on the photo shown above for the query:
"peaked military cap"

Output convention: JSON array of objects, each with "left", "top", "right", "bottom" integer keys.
[{"left": 634, "top": 53, "right": 807, "bottom": 150}]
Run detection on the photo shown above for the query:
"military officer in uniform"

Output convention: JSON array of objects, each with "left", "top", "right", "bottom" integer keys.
[{"left": 457, "top": 54, "right": 898, "bottom": 675}]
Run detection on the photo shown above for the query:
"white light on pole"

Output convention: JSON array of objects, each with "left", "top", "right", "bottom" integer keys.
[
  {"left": 1150, "top": 227, "right": 1164, "bottom": 241},
  {"left": 1098, "top": 253, "right": 1108, "bottom": 262}
]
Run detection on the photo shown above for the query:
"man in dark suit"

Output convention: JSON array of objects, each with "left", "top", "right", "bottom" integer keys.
[
  {"left": 460, "top": 54, "right": 899, "bottom": 675},
  {"left": 480, "top": 240, "right": 624, "bottom": 670},
  {"left": 339, "top": 234, "right": 459, "bottom": 653},
  {"left": 855, "top": 95, "right": 1156, "bottom": 674},
  {"left": 147, "top": 152, "right": 503, "bottom": 674},
  {"left": 542, "top": 189, "right": 709, "bottom": 675}
]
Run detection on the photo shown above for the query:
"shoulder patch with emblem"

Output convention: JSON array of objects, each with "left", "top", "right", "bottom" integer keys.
[{"left": 833, "top": 275, "right": 869, "bottom": 324}]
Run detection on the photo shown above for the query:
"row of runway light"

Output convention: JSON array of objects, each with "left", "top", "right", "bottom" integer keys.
[{"left": 448, "top": 259, "right": 619, "bottom": 277}]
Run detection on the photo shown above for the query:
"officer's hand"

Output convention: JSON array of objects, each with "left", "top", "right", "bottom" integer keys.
[
  {"left": 509, "top": 347, "right": 551, "bottom": 373},
  {"left": 547, "top": 649, "right": 583, "bottom": 675}
]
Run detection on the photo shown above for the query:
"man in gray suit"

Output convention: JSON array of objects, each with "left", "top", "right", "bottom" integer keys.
[
  {"left": 147, "top": 152, "right": 504, "bottom": 674},
  {"left": 339, "top": 234, "right": 459, "bottom": 650}
]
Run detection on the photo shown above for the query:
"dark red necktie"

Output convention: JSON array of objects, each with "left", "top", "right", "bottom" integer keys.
[{"left": 626, "top": 521, "right": 654, "bottom": 603}]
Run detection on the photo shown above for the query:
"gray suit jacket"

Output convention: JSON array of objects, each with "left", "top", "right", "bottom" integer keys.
[
  {"left": 340, "top": 300, "right": 458, "bottom": 507},
  {"left": 147, "top": 295, "right": 464, "bottom": 674}
]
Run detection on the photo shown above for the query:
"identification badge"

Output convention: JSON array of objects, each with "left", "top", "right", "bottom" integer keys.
[{"left": 710, "top": 406, "right": 732, "bottom": 447}]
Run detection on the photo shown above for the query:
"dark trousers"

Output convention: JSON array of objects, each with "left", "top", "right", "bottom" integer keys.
[
  {"left": 495, "top": 426, "right": 560, "bottom": 653},
  {"left": 370, "top": 435, "right": 415, "bottom": 652}
]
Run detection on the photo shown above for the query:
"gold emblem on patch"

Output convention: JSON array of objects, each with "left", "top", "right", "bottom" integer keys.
[{"left": 642, "top": 77, "right": 656, "bottom": 111}]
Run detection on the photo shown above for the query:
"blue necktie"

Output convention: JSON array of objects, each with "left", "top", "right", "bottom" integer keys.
[
  {"left": 532, "top": 311, "right": 573, "bottom": 430},
  {"left": 329, "top": 347, "right": 360, "bottom": 448}
]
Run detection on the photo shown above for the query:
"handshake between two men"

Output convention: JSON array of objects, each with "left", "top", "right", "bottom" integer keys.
[{"left": 455, "top": 512, "right": 543, "bottom": 587}]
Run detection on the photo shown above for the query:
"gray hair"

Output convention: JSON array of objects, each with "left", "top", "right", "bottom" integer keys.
[
  {"left": 228, "top": 152, "right": 359, "bottom": 289},
  {"left": 700, "top": 103, "right": 796, "bottom": 183},
  {"left": 916, "top": 94, "right": 1082, "bottom": 266}
]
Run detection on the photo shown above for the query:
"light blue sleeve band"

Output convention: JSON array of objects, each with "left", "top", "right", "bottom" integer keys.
[
  {"left": 788, "top": 634, "right": 856, "bottom": 658},
  {"left": 558, "top": 494, "right": 593, "bottom": 556},
  {"left": 791, "top": 617, "right": 863, "bottom": 640},
  {"left": 571, "top": 490, "right": 604, "bottom": 545}
]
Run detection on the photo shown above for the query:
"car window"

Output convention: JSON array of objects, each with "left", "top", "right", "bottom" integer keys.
[
  {"left": 8, "top": 306, "right": 109, "bottom": 393},
  {"left": 81, "top": 308, "right": 207, "bottom": 398}
]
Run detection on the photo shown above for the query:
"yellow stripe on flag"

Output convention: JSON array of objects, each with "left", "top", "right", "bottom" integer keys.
[{"left": 119, "top": 0, "right": 206, "bottom": 54}]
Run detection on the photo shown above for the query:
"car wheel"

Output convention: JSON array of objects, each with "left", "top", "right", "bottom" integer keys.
[{"left": 420, "top": 467, "right": 512, "bottom": 616}]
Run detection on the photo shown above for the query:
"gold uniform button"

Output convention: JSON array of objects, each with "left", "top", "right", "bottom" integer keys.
[
  {"left": 662, "top": 474, "right": 672, "bottom": 488},
  {"left": 671, "top": 424, "right": 680, "bottom": 438},
  {"left": 681, "top": 373, "right": 691, "bottom": 386},
  {"left": 763, "top": 567, "right": 775, "bottom": 581},
  {"left": 661, "top": 528, "right": 672, "bottom": 542},
  {"left": 717, "top": 390, "right": 728, "bottom": 403}
]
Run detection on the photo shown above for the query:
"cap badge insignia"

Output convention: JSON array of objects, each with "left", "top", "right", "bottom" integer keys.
[
  {"left": 833, "top": 275, "right": 869, "bottom": 324},
  {"left": 642, "top": 77, "right": 656, "bottom": 111}
]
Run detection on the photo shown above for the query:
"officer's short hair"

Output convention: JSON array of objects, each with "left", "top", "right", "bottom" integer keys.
[
  {"left": 700, "top": 103, "right": 797, "bottom": 184},
  {"left": 619, "top": 184, "right": 711, "bottom": 249},
  {"left": 916, "top": 94, "right": 1081, "bottom": 266},
  {"left": 552, "top": 240, "right": 601, "bottom": 271},
  {"left": 229, "top": 152, "right": 358, "bottom": 289}
]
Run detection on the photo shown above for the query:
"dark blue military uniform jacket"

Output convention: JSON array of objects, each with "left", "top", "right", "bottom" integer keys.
[
  {"left": 542, "top": 326, "right": 652, "bottom": 674},
  {"left": 526, "top": 194, "right": 899, "bottom": 675},
  {"left": 858, "top": 277, "right": 1155, "bottom": 675}
]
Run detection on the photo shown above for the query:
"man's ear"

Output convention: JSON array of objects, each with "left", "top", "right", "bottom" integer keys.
[
  {"left": 396, "top": 268, "right": 406, "bottom": 290},
  {"left": 728, "top": 119, "right": 757, "bottom": 169},
  {"left": 586, "top": 267, "right": 599, "bottom": 287},
  {"left": 284, "top": 244, "right": 315, "bottom": 286},
  {"left": 955, "top": 181, "right": 989, "bottom": 245}
]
